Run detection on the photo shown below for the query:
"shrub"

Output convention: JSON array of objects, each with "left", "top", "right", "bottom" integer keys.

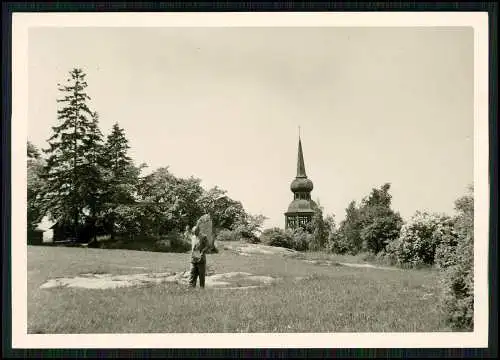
[
  {"left": 326, "top": 231, "right": 353, "bottom": 254},
  {"left": 434, "top": 230, "right": 459, "bottom": 269},
  {"left": 440, "top": 231, "right": 474, "bottom": 330},
  {"left": 290, "top": 228, "right": 311, "bottom": 252},
  {"left": 215, "top": 228, "right": 260, "bottom": 244},
  {"left": 216, "top": 229, "right": 239, "bottom": 242},
  {"left": 377, "top": 251, "right": 399, "bottom": 266},
  {"left": 386, "top": 211, "right": 455, "bottom": 267},
  {"left": 99, "top": 230, "right": 191, "bottom": 253},
  {"left": 260, "top": 227, "right": 292, "bottom": 248},
  {"left": 260, "top": 227, "right": 310, "bottom": 251},
  {"left": 440, "top": 186, "right": 474, "bottom": 331},
  {"left": 99, "top": 235, "right": 155, "bottom": 251},
  {"left": 162, "top": 230, "right": 191, "bottom": 253},
  {"left": 234, "top": 225, "right": 261, "bottom": 244}
]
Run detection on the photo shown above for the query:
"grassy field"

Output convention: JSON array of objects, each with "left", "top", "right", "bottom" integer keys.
[{"left": 27, "top": 243, "right": 449, "bottom": 333}]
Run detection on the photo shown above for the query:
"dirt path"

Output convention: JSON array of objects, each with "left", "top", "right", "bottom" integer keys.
[
  {"left": 224, "top": 243, "right": 399, "bottom": 271},
  {"left": 337, "top": 262, "right": 399, "bottom": 271}
]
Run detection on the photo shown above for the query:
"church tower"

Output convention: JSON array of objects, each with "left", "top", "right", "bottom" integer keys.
[{"left": 284, "top": 133, "right": 317, "bottom": 230}]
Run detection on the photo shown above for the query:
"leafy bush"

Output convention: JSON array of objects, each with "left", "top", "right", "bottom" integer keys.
[
  {"left": 99, "top": 230, "right": 191, "bottom": 253},
  {"left": 434, "top": 230, "right": 459, "bottom": 269},
  {"left": 163, "top": 230, "right": 192, "bottom": 253},
  {"left": 440, "top": 185, "right": 474, "bottom": 331},
  {"left": 386, "top": 211, "right": 455, "bottom": 267},
  {"left": 290, "top": 228, "right": 311, "bottom": 252},
  {"left": 440, "top": 232, "right": 474, "bottom": 331},
  {"left": 326, "top": 231, "right": 351, "bottom": 254},
  {"left": 260, "top": 227, "right": 293, "bottom": 248},
  {"left": 234, "top": 225, "right": 261, "bottom": 244},
  {"left": 216, "top": 229, "right": 239, "bottom": 242},
  {"left": 260, "top": 227, "right": 310, "bottom": 251},
  {"left": 215, "top": 227, "right": 260, "bottom": 244},
  {"left": 98, "top": 235, "right": 154, "bottom": 251}
]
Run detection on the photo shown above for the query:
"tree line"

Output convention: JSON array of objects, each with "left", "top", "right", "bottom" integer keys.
[{"left": 27, "top": 68, "right": 266, "bottom": 246}]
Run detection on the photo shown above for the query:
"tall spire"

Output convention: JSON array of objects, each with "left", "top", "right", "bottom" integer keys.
[{"left": 296, "top": 132, "right": 307, "bottom": 178}]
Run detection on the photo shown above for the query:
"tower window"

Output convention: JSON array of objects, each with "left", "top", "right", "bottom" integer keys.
[{"left": 293, "top": 192, "right": 310, "bottom": 200}]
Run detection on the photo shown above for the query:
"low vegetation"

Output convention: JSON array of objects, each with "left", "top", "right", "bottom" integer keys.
[
  {"left": 97, "top": 231, "right": 191, "bottom": 253},
  {"left": 28, "top": 245, "right": 447, "bottom": 333}
]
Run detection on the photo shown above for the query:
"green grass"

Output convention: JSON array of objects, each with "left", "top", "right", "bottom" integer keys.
[{"left": 28, "top": 244, "right": 448, "bottom": 333}]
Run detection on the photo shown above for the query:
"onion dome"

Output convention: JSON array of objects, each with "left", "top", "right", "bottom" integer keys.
[{"left": 290, "top": 177, "right": 314, "bottom": 192}]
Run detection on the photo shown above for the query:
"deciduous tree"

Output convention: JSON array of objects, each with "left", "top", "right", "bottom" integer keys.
[{"left": 27, "top": 141, "right": 46, "bottom": 232}]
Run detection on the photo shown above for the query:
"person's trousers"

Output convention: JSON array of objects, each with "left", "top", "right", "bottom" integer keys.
[{"left": 189, "top": 260, "right": 206, "bottom": 288}]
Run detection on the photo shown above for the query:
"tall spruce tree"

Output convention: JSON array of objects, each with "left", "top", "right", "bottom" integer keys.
[
  {"left": 102, "top": 123, "right": 140, "bottom": 238},
  {"left": 42, "top": 68, "right": 100, "bottom": 239},
  {"left": 83, "top": 111, "right": 106, "bottom": 241},
  {"left": 104, "top": 123, "right": 135, "bottom": 181}
]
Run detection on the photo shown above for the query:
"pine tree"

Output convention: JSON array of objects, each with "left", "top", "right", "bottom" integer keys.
[
  {"left": 83, "top": 111, "right": 106, "bottom": 242},
  {"left": 101, "top": 123, "right": 140, "bottom": 238},
  {"left": 104, "top": 123, "right": 135, "bottom": 181},
  {"left": 42, "top": 68, "right": 100, "bottom": 239}
]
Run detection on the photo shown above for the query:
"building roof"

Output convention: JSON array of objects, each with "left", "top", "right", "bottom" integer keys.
[
  {"left": 285, "top": 199, "right": 318, "bottom": 214},
  {"left": 296, "top": 137, "right": 307, "bottom": 178},
  {"left": 290, "top": 135, "right": 314, "bottom": 193}
]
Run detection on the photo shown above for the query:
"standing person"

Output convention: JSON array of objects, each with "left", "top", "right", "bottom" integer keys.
[{"left": 189, "top": 225, "right": 210, "bottom": 288}]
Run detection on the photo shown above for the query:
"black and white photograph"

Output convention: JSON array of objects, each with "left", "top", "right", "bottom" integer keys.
[{"left": 10, "top": 11, "right": 490, "bottom": 349}]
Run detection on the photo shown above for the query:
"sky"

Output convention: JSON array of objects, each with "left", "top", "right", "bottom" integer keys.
[{"left": 28, "top": 26, "right": 474, "bottom": 229}]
